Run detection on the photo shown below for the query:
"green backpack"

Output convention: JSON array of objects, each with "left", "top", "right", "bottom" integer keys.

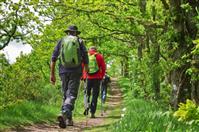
[
  {"left": 88, "top": 53, "right": 99, "bottom": 74},
  {"left": 60, "top": 35, "right": 81, "bottom": 68}
]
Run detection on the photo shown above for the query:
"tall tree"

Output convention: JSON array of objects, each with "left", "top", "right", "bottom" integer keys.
[{"left": 167, "top": 0, "right": 198, "bottom": 108}]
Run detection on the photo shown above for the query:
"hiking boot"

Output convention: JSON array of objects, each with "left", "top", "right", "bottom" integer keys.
[
  {"left": 91, "top": 113, "right": 95, "bottom": 118},
  {"left": 67, "top": 119, "right": 74, "bottom": 126},
  {"left": 57, "top": 115, "right": 66, "bottom": 128}
]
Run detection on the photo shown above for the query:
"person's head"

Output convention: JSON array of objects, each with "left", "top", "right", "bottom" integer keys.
[
  {"left": 64, "top": 25, "right": 81, "bottom": 36},
  {"left": 89, "top": 46, "right": 97, "bottom": 51}
]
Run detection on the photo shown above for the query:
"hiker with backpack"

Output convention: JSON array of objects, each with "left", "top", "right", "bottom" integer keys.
[
  {"left": 50, "top": 25, "right": 89, "bottom": 128},
  {"left": 82, "top": 46, "right": 106, "bottom": 118},
  {"left": 101, "top": 72, "right": 111, "bottom": 103}
]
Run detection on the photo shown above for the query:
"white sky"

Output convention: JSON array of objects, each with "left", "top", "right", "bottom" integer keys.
[
  {"left": 12, "top": 0, "right": 20, "bottom": 3},
  {"left": 0, "top": 40, "right": 32, "bottom": 64}
]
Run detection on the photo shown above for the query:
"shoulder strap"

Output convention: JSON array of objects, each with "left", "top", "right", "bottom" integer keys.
[
  {"left": 77, "top": 37, "right": 82, "bottom": 45},
  {"left": 93, "top": 52, "right": 98, "bottom": 56}
]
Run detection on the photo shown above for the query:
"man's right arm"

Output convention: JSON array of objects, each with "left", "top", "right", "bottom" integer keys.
[
  {"left": 50, "top": 61, "right": 56, "bottom": 85},
  {"left": 50, "top": 40, "right": 61, "bottom": 85}
]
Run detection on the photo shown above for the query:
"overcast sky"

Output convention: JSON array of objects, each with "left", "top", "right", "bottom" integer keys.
[{"left": 0, "top": 40, "right": 32, "bottom": 64}]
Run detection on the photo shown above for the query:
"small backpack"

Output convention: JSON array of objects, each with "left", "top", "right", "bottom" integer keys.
[
  {"left": 60, "top": 35, "right": 81, "bottom": 68},
  {"left": 103, "top": 75, "right": 111, "bottom": 85},
  {"left": 88, "top": 53, "right": 99, "bottom": 74}
]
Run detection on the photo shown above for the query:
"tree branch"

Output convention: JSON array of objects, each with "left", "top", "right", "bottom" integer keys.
[
  {"left": 0, "top": 6, "right": 19, "bottom": 50},
  {"left": 160, "top": 0, "right": 169, "bottom": 10}
]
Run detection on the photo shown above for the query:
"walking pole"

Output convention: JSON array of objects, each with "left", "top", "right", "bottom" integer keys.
[
  {"left": 83, "top": 76, "right": 89, "bottom": 126},
  {"left": 100, "top": 80, "right": 104, "bottom": 116},
  {"left": 74, "top": 80, "right": 83, "bottom": 115}
]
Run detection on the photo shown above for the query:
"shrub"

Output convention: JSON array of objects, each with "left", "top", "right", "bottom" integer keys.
[{"left": 173, "top": 99, "right": 199, "bottom": 125}]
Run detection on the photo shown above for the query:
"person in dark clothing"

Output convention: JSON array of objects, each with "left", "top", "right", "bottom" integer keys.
[
  {"left": 82, "top": 46, "right": 106, "bottom": 118},
  {"left": 101, "top": 73, "right": 111, "bottom": 103},
  {"left": 50, "top": 25, "right": 88, "bottom": 128}
]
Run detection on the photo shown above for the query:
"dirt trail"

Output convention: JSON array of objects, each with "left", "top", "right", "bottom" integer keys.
[{"left": 11, "top": 78, "right": 122, "bottom": 132}]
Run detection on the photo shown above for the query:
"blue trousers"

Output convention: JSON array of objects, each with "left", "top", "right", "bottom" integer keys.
[{"left": 101, "top": 83, "right": 108, "bottom": 103}]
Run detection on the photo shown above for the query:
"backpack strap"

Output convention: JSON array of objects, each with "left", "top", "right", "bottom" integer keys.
[{"left": 89, "top": 52, "right": 98, "bottom": 56}]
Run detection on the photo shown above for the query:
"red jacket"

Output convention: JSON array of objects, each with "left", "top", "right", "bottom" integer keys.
[{"left": 82, "top": 49, "right": 106, "bottom": 80}]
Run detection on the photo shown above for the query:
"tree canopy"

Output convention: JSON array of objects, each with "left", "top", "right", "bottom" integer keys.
[{"left": 0, "top": 0, "right": 198, "bottom": 112}]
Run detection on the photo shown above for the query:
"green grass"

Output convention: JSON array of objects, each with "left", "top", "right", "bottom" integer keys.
[
  {"left": 0, "top": 81, "right": 121, "bottom": 131},
  {"left": 111, "top": 99, "right": 199, "bottom": 132},
  {"left": 0, "top": 100, "right": 59, "bottom": 131},
  {"left": 0, "top": 81, "right": 94, "bottom": 131},
  {"left": 83, "top": 101, "right": 122, "bottom": 132},
  {"left": 0, "top": 86, "right": 95, "bottom": 131},
  {"left": 83, "top": 90, "right": 123, "bottom": 132}
]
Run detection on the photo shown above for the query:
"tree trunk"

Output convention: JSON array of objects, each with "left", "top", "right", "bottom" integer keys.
[
  {"left": 169, "top": 0, "right": 198, "bottom": 109},
  {"left": 124, "top": 56, "right": 129, "bottom": 77},
  {"left": 121, "top": 60, "right": 124, "bottom": 76},
  {"left": 137, "top": 43, "right": 143, "bottom": 60},
  {"left": 192, "top": 80, "right": 199, "bottom": 104},
  {"left": 137, "top": 0, "right": 147, "bottom": 60},
  {"left": 150, "top": 0, "right": 160, "bottom": 99},
  {"left": 185, "top": 0, "right": 199, "bottom": 104},
  {"left": 170, "top": 67, "right": 192, "bottom": 109}
]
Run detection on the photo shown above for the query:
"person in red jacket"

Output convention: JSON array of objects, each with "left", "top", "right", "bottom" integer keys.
[{"left": 82, "top": 46, "right": 106, "bottom": 118}]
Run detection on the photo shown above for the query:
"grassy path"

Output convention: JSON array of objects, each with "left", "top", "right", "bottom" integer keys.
[{"left": 11, "top": 78, "right": 122, "bottom": 132}]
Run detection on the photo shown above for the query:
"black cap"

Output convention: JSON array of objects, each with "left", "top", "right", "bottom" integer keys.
[{"left": 64, "top": 25, "right": 81, "bottom": 34}]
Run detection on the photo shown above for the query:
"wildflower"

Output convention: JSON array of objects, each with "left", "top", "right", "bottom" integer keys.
[{"left": 122, "top": 108, "right": 126, "bottom": 112}]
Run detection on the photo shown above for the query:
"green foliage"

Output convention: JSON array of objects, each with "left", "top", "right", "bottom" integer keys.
[
  {"left": 181, "top": 3, "right": 192, "bottom": 13},
  {"left": 0, "top": 0, "right": 199, "bottom": 130},
  {"left": 0, "top": 0, "right": 43, "bottom": 49},
  {"left": 186, "top": 39, "right": 199, "bottom": 81},
  {"left": 110, "top": 77, "right": 199, "bottom": 131},
  {"left": 173, "top": 99, "right": 199, "bottom": 124},
  {"left": 0, "top": 29, "right": 59, "bottom": 109},
  {"left": 0, "top": 54, "right": 49, "bottom": 109},
  {"left": 192, "top": 39, "right": 199, "bottom": 55},
  {"left": 118, "top": 78, "right": 131, "bottom": 93},
  {"left": 112, "top": 99, "right": 199, "bottom": 132},
  {"left": 0, "top": 101, "right": 59, "bottom": 130}
]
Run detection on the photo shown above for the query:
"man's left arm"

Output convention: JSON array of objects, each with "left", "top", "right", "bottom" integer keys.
[{"left": 79, "top": 39, "right": 89, "bottom": 72}]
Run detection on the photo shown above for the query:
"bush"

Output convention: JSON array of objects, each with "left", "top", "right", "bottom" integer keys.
[{"left": 173, "top": 99, "right": 199, "bottom": 125}]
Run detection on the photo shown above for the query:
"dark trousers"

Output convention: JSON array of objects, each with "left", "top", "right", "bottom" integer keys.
[
  {"left": 60, "top": 72, "right": 81, "bottom": 119},
  {"left": 86, "top": 79, "right": 101, "bottom": 114}
]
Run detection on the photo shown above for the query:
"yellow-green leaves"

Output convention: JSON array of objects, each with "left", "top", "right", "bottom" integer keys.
[
  {"left": 192, "top": 39, "right": 199, "bottom": 55},
  {"left": 174, "top": 99, "right": 199, "bottom": 124}
]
